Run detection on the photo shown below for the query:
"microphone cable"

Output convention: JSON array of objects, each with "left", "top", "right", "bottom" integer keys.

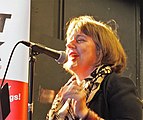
[{"left": 0, "top": 41, "right": 23, "bottom": 88}]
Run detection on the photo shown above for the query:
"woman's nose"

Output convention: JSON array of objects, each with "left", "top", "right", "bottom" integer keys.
[{"left": 66, "top": 41, "right": 76, "bottom": 49}]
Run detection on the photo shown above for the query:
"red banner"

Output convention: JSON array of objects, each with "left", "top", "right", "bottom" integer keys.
[{"left": 0, "top": 79, "right": 28, "bottom": 120}]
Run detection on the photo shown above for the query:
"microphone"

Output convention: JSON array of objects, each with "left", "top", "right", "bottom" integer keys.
[{"left": 20, "top": 41, "right": 67, "bottom": 64}]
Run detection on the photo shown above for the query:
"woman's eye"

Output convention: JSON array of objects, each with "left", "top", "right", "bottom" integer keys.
[{"left": 76, "top": 39, "right": 85, "bottom": 43}]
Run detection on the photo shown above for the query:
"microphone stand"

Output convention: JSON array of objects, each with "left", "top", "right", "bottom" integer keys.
[{"left": 28, "top": 48, "right": 39, "bottom": 120}]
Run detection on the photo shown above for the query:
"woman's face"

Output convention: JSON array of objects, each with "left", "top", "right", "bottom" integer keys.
[{"left": 66, "top": 31, "right": 97, "bottom": 74}]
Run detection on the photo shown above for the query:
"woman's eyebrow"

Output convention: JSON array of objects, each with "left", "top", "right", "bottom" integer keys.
[{"left": 75, "top": 34, "right": 86, "bottom": 39}]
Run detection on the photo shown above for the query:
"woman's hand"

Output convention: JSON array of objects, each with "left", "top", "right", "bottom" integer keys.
[{"left": 59, "top": 80, "right": 89, "bottom": 118}]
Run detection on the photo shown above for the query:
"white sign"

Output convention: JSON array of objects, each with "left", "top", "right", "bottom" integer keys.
[{"left": 0, "top": 0, "right": 30, "bottom": 119}]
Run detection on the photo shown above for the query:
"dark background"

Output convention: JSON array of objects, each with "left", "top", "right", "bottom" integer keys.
[{"left": 30, "top": 0, "right": 143, "bottom": 119}]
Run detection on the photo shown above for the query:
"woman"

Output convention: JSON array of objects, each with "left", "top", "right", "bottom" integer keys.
[{"left": 46, "top": 16, "right": 142, "bottom": 120}]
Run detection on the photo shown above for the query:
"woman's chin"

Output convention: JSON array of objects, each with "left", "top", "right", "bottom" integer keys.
[{"left": 68, "top": 61, "right": 78, "bottom": 70}]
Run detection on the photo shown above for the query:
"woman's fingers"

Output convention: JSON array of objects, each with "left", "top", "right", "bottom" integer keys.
[
  {"left": 63, "top": 87, "right": 86, "bottom": 101},
  {"left": 59, "top": 80, "right": 86, "bottom": 103}
]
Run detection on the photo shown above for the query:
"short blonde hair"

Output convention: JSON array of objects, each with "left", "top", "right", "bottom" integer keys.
[{"left": 64, "top": 15, "right": 127, "bottom": 73}]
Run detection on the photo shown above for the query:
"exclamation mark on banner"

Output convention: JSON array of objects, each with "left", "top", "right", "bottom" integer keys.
[{"left": 18, "top": 93, "right": 21, "bottom": 100}]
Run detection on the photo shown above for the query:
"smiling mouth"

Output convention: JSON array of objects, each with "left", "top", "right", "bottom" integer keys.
[{"left": 69, "top": 53, "right": 79, "bottom": 60}]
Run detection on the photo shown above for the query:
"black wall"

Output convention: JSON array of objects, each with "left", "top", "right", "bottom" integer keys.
[{"left": 30, "top": 0, "right": 142, "bottom": 119}]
